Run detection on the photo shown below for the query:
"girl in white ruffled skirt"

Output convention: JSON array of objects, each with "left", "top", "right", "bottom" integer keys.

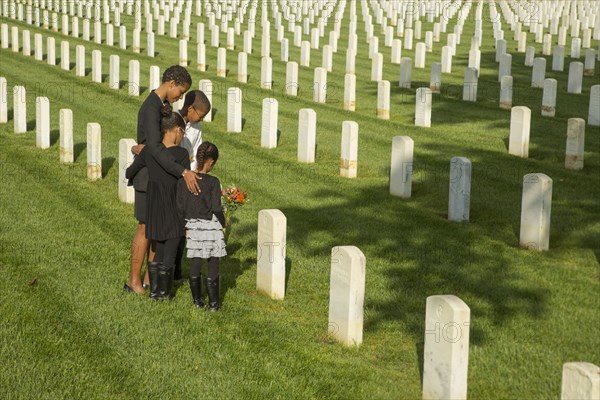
[{"left": 176, "top": 142, "right": 226, "bottom": 311}]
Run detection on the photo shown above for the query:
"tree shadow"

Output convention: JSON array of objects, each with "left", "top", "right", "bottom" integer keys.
[
  {"left": 26, "top": 119, "right": 35, "bottom": 131},
  {"left": 102, "top": 157, "right": 115, "bottom": 176},
  {"left": 74, "top": 142, "right": 86, "bottom": 161},
  {"left": 241, "top": 118, "right": 246, "bottom": 130},
  {"left": 276, "top": 129, "right": 282, "bottom": 145},
  {"left": 284, "top": 257, "right": 292, "bottom": 295},
  {"left": 50, "top": 129, "right": 59, "bottom": 146}
]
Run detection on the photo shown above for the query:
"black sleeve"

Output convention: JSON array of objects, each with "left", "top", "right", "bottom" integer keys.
[
  {"left": 125, "top": 155, "right": 145, "bottom": 180},
  {"left": 175, "top": 180, "right": 187, "bottom": 222},
  {"left": 211, "top": 179, "right": 226, "bottom": 227},
  {"left": 142, "top": 104, "right": 186, "bottom": 178}
]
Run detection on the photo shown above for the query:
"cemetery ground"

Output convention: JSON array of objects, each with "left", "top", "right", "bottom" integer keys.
[{"left": 1, "top": 10, "right": 600, "bottom": 400}]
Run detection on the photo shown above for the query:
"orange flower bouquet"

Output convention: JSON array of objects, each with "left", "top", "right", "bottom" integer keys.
[{"left": 221, "top": 184, "right": 249, "bottom": 239}]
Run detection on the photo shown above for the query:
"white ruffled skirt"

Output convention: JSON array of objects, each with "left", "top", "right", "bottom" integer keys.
[{"left": 185, "top": 215, "right": 227, "bottom": 258}]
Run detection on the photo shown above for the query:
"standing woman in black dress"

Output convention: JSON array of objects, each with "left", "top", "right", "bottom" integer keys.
[
  {"left": 124, "top": 66, "right": 199, "bottom": 294},
  {"left": 128, "top": 110, "right": 190, "bottom": 299}
]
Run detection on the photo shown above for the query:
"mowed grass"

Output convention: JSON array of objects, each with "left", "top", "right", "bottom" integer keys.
[{"left": 1, "top": 4, "right": 599, "bottom": 399}]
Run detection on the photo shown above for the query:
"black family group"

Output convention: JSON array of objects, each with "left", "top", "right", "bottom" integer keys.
[{"left": 123, "top": 65, "right": 226, "bottom": 312}]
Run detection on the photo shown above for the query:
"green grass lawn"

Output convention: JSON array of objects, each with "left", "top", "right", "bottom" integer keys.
[{"left": 1, "top": 3, "right": 599, "bottom": 399}]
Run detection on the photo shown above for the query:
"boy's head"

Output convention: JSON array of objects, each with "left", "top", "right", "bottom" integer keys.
[
  {"left": 180, "top": 90, "right": 211, "bottom": 123},
  {"left": 161, "top": 66, "right": 192, "bottom": 104}
]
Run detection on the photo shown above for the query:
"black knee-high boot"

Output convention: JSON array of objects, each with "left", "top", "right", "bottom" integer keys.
[
  {"left": 189, "top": 275, "right": 205, "bottom": 308},
  {"left": 157, "top": 263, "right": 175, "bottom": 300},
  {"left": 147, "top": 261, "right": 160, "bottom": 300},
  {"left": 206, "top": 276, "right": 220, "bottom": 311}
]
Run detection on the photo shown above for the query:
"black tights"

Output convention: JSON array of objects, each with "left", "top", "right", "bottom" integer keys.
[
  {"left": 153, "top": 237, "right": 181, "bottom": 268},
  {"left": 190, "top": 257, "right": 219, "bottom": 279}
]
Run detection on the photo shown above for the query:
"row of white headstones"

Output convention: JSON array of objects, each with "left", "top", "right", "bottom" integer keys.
[
  {"left": 2, "top": 0, "right": 599, "bottom": 128},
  {"left": 2, "top": 19, "right": 600, "bottom": 129}
]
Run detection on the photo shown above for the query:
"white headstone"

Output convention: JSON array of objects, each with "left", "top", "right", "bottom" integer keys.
[
  {"left": 199, "top": 79, "right": 213, "bottom": 122},
  {"left": 179, "top": 39, "right": 187, "bottom": 66},
  {"left": 463, "top": 68, "right": 478, "bottom": 102},
  {"left": 391, "top": 39, "right": 402, "bottom": 64},
  {"left": 75, "top": 44, "right": 85, "bottom": 76},
  {"left": 11, "top": 26, "right": 19, "bottom": 52},
  {"left": 13, "top": 86, "right": 27, "bottom": 133},
  {"left": 256, "top": 209, "right": 287, "bottom": 300},
  {"left": 328, "top": 246, "right": 366, "bottom": 347},
  {"left": 286, "top": 61, "right": 299, "bottom": 97},
  {"left": 91, "top": 49, "right": 102, "bottom": 83},
  {"left": 87, "top": 122, "right": 102, "bottom": 180},
  {"left": 298, "top": 108, "right": 316, "bottom": 163},
  {"left": 565, "top": 118, "right": 586, "bottom": 170},
  {"left": 340, "top": 121, "right": 358, "bottom": 178},
  {"left": 400, "top": 57, "right": 413, "bottom": 88},
  {"left": 118, "top": 138, "right": 136, "bottom": 203},
  {"left": 390, "top": 136, "right": 414, "bottom": 198},
  {"left": 109, "top": 54, "right": 119, "bottom": 89},
  {"left": 301, "top": 40, "right": 311, "bottom": 67},
  {"left": 343, "top": 74, "right": 357, "bottom": 111},
  {"left": 404, "top": 28, "right": 413, "bottom": 49},
  {"left": 59, "top": 40, "right": 69, "bottom": 70},
  {"left": 525, "top": 46, "right": 536, "bottom": 67},
  {"left": 561, "top": 362, "right": 600, "bottom": 400},
  {"left": 571, "top": 37, "right": 581, "bottom": 58},
  {"left": 509, "top": 106, "right": 531, "bottom": 158},
  {"left": 541, "top": 79, "right": 557, "bottom": 117},
  {"left": 35, "top": 97, "right": 50, "bottom": 149},
  {"left": 59, "top": 108, "right": 73, "bottom": 163},
  {"left": 422, "top": 295, "right": 470, "bottom": 400},
  {"left": 588, "top": 85, "right": 600, "bottom": 126},
  {"left": 261, "top": 56, "right": 273, "bottom": 89},
  {"left": 34, "top": 33, "right": 43, "bottom": 60},
  {"left": 496, "top": 39, "right": 507, "bottom": 61},
  {"left": 430, "top": 63, "right": 442, "bottom": 93},
  {"left": 520, "top": 173, "right": 552, "bottom": 251},
  {"left": 448, "top": 157, "right": 471, "bottom": 222},
  {"left": 346, "top": 48, "right": 356, "bottom": 74},
  {"left": 567, "top": 62, "right": 583, "bottom": 94},
  {"left": 415, "top": 42, "right": 426, "bottom": 69},
  {"left": 314, "top": 67, "right": 327, "bottom": 103},
  {"left": 146, "top": 31, "right": 154, "bottom": 57},
  {"left": 217, "top": 47, "right": 226, "bottom": 77},
  {"left": 377, "top": 80, "right": 390, "bottom": 119},
  {"left": 0, "top": 77, "right": 6, "bottom": 123},
  {"left": 552, "top": 45, "right": 565, "bottom": 71},
  {"left": 584, "top": 49, "right": 596, "bottom": 76},
  {"left": 128, "top": 59, "right": 140, "bottom": 96},
  {"left": 322, "top": 45, "right": 333, "bottom": 72},
  {"left": 500, "top": 75, "right": 513, "bottom": 109},
  {"left": 261, "top": 98, "right": 278, "bottom": 149},
  {"left": 227, "top": 87, "right": 242, "bottom": 133},
  {"left": 531, "top": 57, "right": 546, "bottom": 87},
  {"left": 22, "top": 30, "right": 30, "bottom": 56},
  {"left": 371, "top": 52, "right": 383, "bottom": 81},
  {"left": 415, "top": 88, "right": 432, "bottom": 128},
  {"left": 468, "top": 49, "right": 481, "bottom": 75},
  {"left": 280, "top": 38, "right": 289, "bottom": 62},
  {"left": 441, "top": 46, "right": 452, "bottom": 73},
  {"left": 47, "top": 37, "right": 55, "bottom": 65},
  {"left": 498, "top": 53, "right": 512, "bottom": 82}
]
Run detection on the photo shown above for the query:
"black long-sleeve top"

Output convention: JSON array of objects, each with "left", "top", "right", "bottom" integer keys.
[
  {"left": 137, "top": 91, "right": 186, "bottom": 178},
  {"left": 176, "top": 174, "right": 225, "bottom": 227}
]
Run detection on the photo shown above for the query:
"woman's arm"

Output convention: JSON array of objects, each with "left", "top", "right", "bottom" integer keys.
[{"left": 125, "top": 154, "right": 145, "bottom": 180}]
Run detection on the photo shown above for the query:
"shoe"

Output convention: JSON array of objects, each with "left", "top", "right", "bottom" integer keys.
[
  {"left": 206, "top": 276, "right": 220, "bottom": 311},
  {"left": 123, "top": 283, "right": 134, "bottom": 293},
  {"left": 147, "top": 262, "right": 160, "bottom": 300},
  {"left": 157, "top": 263, "right": 175, "bottom": 300},
  {"left": 189, "top": 275, "right": 205, "bottom": 308}
]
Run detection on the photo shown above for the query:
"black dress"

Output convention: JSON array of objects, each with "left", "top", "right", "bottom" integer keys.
[{"left": 141, "top": 145, "right": 190, "bottom": 241}]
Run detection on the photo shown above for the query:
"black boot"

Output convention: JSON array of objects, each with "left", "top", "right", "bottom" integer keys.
[
  {"left": 206, "top": 276, "right": 220, "bottom": 311},
  {"left": 147, "top": 261, "right": 160, "bottom": 300},
  {"left": 189, "top": 275, "right": 205, "bottom": 308},
  {"left": 157, "top": 263, "right": 175, "bottom": 300}
]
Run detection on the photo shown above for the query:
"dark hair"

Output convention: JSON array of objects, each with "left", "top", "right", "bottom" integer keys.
[
  {"left": 160, "top": 107, "right": 186, "bottom": 136},
  {"left": 161, "top": 65, "right": 192, "bottom": 87},
  {"left": 180, "top": 90, "right": 211, "bottom": 117},
  {"left": 196, "top": 141, "right": 219, "bottom": 170}
]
